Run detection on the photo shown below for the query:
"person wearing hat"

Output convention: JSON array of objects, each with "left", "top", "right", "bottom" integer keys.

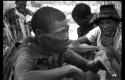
[
  {"left": 72, "top": 3, "right": 97, "bottom": 38},
  {"left": 69, "top": 4, "right": 121, "bottom": 80}
]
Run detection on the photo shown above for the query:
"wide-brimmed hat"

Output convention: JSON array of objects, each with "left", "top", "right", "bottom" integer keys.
[{"left": 94, "top": 4, "right": 121, "bottom": 25}]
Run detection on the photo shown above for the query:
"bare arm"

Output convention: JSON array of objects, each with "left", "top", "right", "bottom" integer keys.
[
  {"left": 14, "top": 56, "right": 84, "bottom": 80},
  {"left": 64, "top": 49, "right": 88, "bottom": 70},
  {"left": 63, "top": 49, "right": 103, "bottom": 72},
  {"left": 68, "top": 36, "right": 99, "bottom": 53}
]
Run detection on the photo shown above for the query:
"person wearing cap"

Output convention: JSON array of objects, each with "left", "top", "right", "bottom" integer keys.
[
  {"left": 69, "top": 4, "right": 121, "bottom": 80},
  {"left": 72, "top": 3, "right": 97, "bottom": 38},
  {"left": 4, "top": 1, "right": 33, "bottom": 44},
  {"left": 10, "top": 6, "right": 106, "bottom": 80}
]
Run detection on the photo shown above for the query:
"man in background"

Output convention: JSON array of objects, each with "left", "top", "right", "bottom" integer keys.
[
  {"left": 4, "top": 1, "right": 33, "bottom": 44},
  {"left": 72, "top": 3, "right": 97, "bottom": 38},
  {"left": 69, "top": 4, "right": 121, "bottom": 80}
]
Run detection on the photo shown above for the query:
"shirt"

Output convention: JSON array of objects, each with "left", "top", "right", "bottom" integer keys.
[
  {"left": 85, "top": 26, "right": 122, "bottom": 54},
  {"left": 85, "top": 25, "right": 122, "bottom": 79}
]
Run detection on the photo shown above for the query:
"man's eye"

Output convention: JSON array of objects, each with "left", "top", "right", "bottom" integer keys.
[
  {"left": 107, "top": 22, "right": 113, "bottom": 24},
  {"left": 99, "top": 22, "right": 104, "bottom": 25}
]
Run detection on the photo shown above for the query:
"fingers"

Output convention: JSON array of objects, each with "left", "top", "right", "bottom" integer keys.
[{"left": 69, "top": 65, "right": 85, "bottom": 79}]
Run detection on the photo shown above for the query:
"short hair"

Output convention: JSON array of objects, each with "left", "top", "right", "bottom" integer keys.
[
  {"left": 72, "top": 3, "right": 91, "bottom": 19},
  {"left": 31, "top": 6, "right": 66, "bottom": 34}
]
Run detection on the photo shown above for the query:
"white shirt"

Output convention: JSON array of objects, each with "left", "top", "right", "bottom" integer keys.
[
  {"left": 85, "top": 26, "right": 122, "bottom": 79},
  {"left": 85, "top": 26, "right": 122, "bottom": 54}
]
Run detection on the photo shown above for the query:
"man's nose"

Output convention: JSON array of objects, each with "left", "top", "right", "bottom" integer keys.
[{"left": 103, "top": 25, "right": 109, "bottom": 29}]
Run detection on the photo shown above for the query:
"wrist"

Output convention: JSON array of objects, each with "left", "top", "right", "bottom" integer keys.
[{"left": 67, "top": 65, "right": 77, "bottom": 74}]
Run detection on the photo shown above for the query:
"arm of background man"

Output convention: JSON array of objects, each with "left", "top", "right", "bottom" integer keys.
[
  {"left": 69, "top": 36, "right": 98, "bottom": 53},
  {"left": 68, "top": 27, "right": 100, "bottom": 53},
  {"left": 14, "top": 56, "right": 83, "bottom": 80}
]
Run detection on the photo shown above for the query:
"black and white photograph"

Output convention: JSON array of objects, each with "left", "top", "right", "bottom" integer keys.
[{"left": 3, "top": 1, "right": 122, "bottom": 80}]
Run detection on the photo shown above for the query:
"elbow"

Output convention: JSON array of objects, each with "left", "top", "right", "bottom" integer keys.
[
  {"left": 68, "top": 44, "right": 81, "bottom": 53},
  {"left": 68, "top": 43, "right": 78, "bottom": 51}
]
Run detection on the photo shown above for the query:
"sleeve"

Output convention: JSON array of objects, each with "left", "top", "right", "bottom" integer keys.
[{"left": 85, "top": 27, "right": 100, "bottom": 43}]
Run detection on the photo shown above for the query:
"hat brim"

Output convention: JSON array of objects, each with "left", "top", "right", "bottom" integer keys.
[{"left": 94, "top": 16, "right": 121, "bottom": 25}]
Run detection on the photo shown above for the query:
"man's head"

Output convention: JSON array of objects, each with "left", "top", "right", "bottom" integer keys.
[
  {"left": 72, "top": 3, "right": 92, "bottom": 26},
  {"left": 15, "top": 1, "right": 27, "bottom": 13},
  {"left": 94, "top": 4, "right": 121, "bottom": 37},
  {"left": 31, "top": 7, "right": 69, "bottom": 53}
]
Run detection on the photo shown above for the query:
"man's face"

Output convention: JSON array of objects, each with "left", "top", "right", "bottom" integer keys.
[
  {"left": 99, "top": 19, "right": 117, "bottom": 37},
  {"left": 42, "top": 19, "right": 70, "bottom": 53},
  {"left": 16, "top": 2, "right": 27, "bottom": 10}
]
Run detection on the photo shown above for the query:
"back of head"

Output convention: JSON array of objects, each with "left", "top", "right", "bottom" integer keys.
[
  {"left": 72, "top": 3, "right": 91, "bottom": 19},
  {"left": 31, "top": 6, "right": 66, "bottom": 34}
]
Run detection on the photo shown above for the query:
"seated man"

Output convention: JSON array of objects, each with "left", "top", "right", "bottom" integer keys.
[
  {"left": 69, "top": 4, "right": 121, "bottom": 80},
  {"left": 8, "top": 7, "right": 105, "bottom": 80},
  {"left": 72, "top": 3, "right": 97, "bottom": 37}
]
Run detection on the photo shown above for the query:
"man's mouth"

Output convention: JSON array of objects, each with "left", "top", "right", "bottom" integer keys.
[{"left": 103, "top": 29, "right": 111, "bottom": 34}]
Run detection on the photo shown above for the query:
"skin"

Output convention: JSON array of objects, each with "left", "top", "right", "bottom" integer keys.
[
  {"left": 15, "top": 19, "right": 96, "bottom": 80},
  {"left": 99, "top": 19, "right": 118, "bottom": 38},
  {"left": 99, "top": 19, "right": 121, "bottom": 64},
  {"left": 69, "top": 18, "right": 121, "bottom": 80},
  {"left": 15, "top": 1, "right": 33, "bottom": 16},
  {"left": 16, "top": 2, "right": 27, "bottom": 14},
  {"left": 37, "top": 20, "right": 70, "bottom": 54}
]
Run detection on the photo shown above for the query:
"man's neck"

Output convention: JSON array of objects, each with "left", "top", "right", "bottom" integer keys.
[
  {"left": 16, "top": 7, "right": 27, "bottom": 16},
  {"left": 35, "top": 37, "right": 63, "bottom": 56}
]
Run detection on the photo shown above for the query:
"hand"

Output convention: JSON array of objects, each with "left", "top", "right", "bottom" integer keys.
[
  {"left": 98, "top": 46, "right": 113, "bottom": 58},
  {"left": 86, "top": 60, "right": 106, "bottom": 73},
  {"left": 98, "top": 45, "right": 106, "bottom": 50},
  {"left": 68, "top": 65, "right": 85, "bottom": 80},
  {"left": 101, "top": 37, "right": 113, "bottom": 48}
]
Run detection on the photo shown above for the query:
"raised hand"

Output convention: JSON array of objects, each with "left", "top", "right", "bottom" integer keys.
[{"left": 101, "top": 37, "right": 113, "bottom": 48}]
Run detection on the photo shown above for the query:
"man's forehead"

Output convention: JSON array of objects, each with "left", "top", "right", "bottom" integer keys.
[{"left": 49, "top": 19, "right": 69, "bottom": 33}]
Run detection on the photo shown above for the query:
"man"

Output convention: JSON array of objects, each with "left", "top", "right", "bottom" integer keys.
[
  {"left": 69, "top": 4, "right": 121, "bottom": 80},
  {"left": 4, "top": 1, "right": 33, "bottom": 44},
  {"left": 10, "top": 7, "right": 105, "bottom": 80},
  {"left": 72, "top": 3, "right": 97, "bottom": 37},
  {"left": 72, "top": 3, "right": 98, "bottom": 80}
]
